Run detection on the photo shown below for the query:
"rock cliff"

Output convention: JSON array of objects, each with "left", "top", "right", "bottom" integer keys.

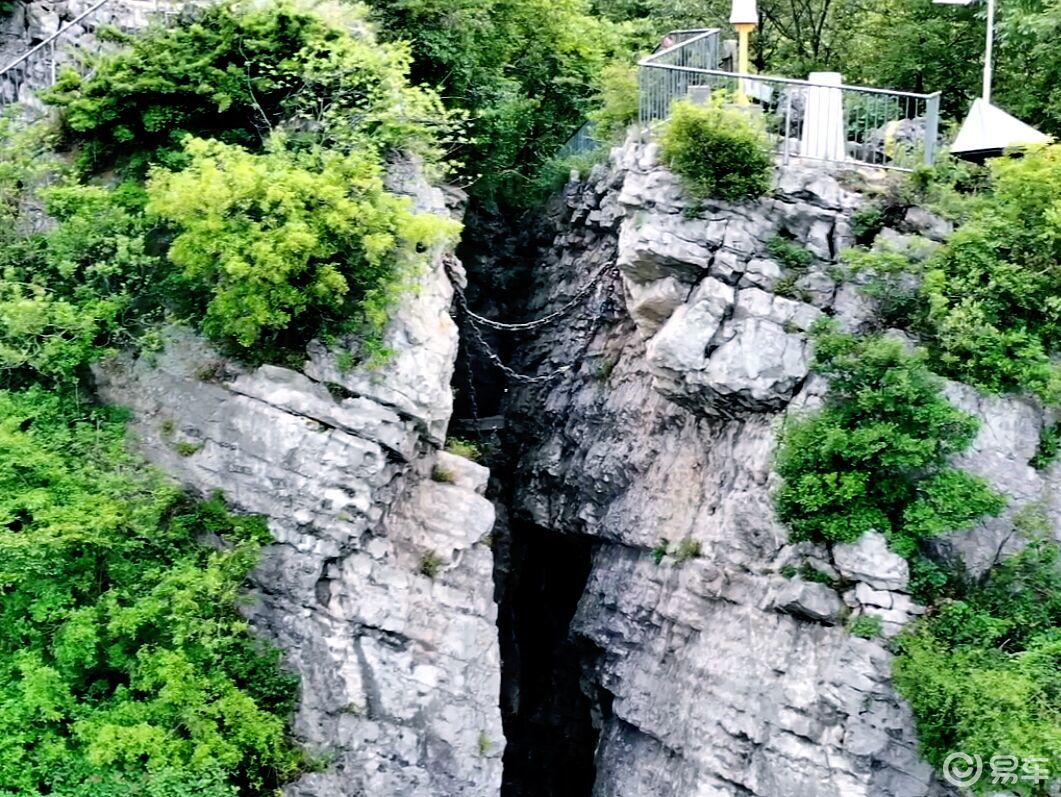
[
  {"left": 94, "top": 167, "right": 505, "bottom": 796},
  {"left": 499, "top": 137, "right": 1060, "bottom": 797}
]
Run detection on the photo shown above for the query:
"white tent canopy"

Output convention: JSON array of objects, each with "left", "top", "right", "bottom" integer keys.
[{"left": 951, "top": 97, "right": 1050, "bottom": 157}]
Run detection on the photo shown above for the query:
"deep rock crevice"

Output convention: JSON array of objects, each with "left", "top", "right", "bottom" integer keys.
[{"left": 496, "top": 521, "right": 600, "bottom": 797}]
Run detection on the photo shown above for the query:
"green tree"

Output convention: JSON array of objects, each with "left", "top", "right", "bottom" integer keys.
[
  {"left": 146, "top": 136, "right": 459, "bottom": 353},
  {"left": 894, "top": 537, "right": 1061, "bottom": 793},
  {"left": 775, "top": 322, "right": 1005, "bottom": 555},
  {"left": 365, "top": 0, "right": 629, "bottom": 204},
  {"left": 47, "top": 0, "right": 450, "bottom": 175},
  {"left": 920, "top": 144, "right": 1061, "bottom": 401}
]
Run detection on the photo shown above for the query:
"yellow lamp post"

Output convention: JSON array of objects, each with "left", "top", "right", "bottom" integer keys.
[{"left": 729, "top": 0, "right": 758, "bottom": 103}]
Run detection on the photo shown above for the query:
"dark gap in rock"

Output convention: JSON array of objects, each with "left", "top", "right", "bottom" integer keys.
[{"left": 497, "top": 520, "right": 599, "bottom": 797}]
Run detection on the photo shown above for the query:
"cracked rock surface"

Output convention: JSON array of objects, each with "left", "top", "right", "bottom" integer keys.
[
  {"left": 94, "top": 168, "right": 504, "bottom": 797},
  {"left": 503, "top": 137, "right": 1061, "bottom": 797}
]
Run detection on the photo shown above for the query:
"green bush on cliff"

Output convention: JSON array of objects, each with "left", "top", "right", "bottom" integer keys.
[
  {"left": 146, "top": 136, "right": 460, "bottom": 352},
  {"left": 774, "top": 321, "right": 1005, "bottom": 555},
  {"left": 660, "top": 99, "right": 773, "bottom": 202},
  {"left": 45, "top": 0, "right": 451, "bottom": 175},
  {"left": 0, "top": 0, "right": 461, "bottom": 369},
  {"left": 918, "top": 144, "right": 1061, "bottom": 402},
  {"left": 0, "top": 387, "right": 302, "bottom": 796},
  {"left": 893, "top": 535, "right": 1061, "bottom": 791}
]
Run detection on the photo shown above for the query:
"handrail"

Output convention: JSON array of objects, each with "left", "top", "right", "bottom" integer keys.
[
  {"left": 640, "top": 64, "right": 940, "bottom": 101},
  {"left": 641, "top": 29, "right": 721, "bottom": 64},
  {"left": 637, "top": 34, "right": 944, "bottom": 168},
  {"left": 0, "top": 0, "right": 112, "bottom": 74}
]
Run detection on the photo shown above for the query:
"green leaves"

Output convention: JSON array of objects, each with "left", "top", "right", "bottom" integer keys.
[
  {"left": 0, "top": 388, "right": 301, "bottom": 796},
  {"left": 893, "top": 539, "right": 1061, "bottom": 792},
  {"left": 659, "top": 100, "right": 774, "bottom": 202},
  {"left": 367, "top": 0, "right": 626, "bottom": 205},
  {"left": 920, "top": 145, "right": 1061, "bottom": 402},
  {"left": 45, "top": 0, "right": 453, "bottom": 175},
  {"left": 146, "top": 136, "right": 460, "bottom": 351},
  {"left": 774, "top": 322, "right": 1004, "bottom": 548}
]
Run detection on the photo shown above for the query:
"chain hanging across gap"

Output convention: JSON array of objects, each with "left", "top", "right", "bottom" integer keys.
[{"left": 446, "top": 260, "right": 620, "bottom": 387}]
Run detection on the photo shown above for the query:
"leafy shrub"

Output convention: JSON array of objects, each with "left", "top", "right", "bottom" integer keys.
[
  {"left": 46, "top": 0, "right": 449, "bottom": 175},
  {"left": 798, "top": 562, "right": 838, "bottom": 585},
  {"left": 431, "top": 465, "right": 456, "bottom": 483},
  {"left": 850, "top": 203, "right": 886, "bottom": 245},
  {"left": 775, "top": 321, "right": 1005, "bottom": 555},
  {"left": 672, "top": 537, "right": 702, "bottom": 565},
  {"left": 650, "top": 538, "right": 669, "bottom": 565},
  {"left": 0, "top": 281, "right": 119, "bottom": 387},
  {"left": 659, "top": 100, "right": 773, "bottom": 202},
  {"left": 0, "top": 388, "right": 302, "bottom": 795},
  {"left": 767, "top": 235, "right": 813, "bottom": 270},
  {"left": 893, "top": 538, "right": 1061, "bottom": 792},
  {"left": 920, "top": 144, "right": 1061, "bottom": 402},
  {"left": 847, "top": 614, "right": 883, "bottom": 639},
  {"left": 445, "top": 437, "right": 482, "bottom": 461},
  {"left": 1031, "top": 422, "right": 1061, "bottom": 470},
  {"left": 842, "top": 246, "right": 927, "bottom": 329},
  {"left": 530, "top": 145, "right": 609, "bottom": 202},
  {"left": 146, "top": 136, "right": 460, "bottom": 353},
  {"left": 420, "top": 550, "right": 444, "bottom": 578},
  {"left": 588, "top": 63, "right": 639, "bottom": 142}
]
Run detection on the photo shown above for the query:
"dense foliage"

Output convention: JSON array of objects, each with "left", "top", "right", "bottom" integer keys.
[
  {"left": 920, "top": 145, "right": 1061, "bottom": 401},
  {"left": 659, "top": 100, "right": 773, "bottom": 202},
  {"left": 146, "top": 136, "right": 458, "bottom": 352},
  {"left": 364, "top": 0, "right": 635, "bottom": 205},
  {"left": 0, "top": 1, "right": 459, "bottom": 364},
  {"left": 0, "top": 388, "right": 302, "bottom": 796},
  {"left": 46, "top": 0, "right": 450, "bottom": 174},
  {"left": 0, "top": 4, "right": 476, "bottom": 793},
  {"left": 775, "top": 322, "right": 1005, "bottom": 556},
  {"left": 894, "top": 532, "right": 1061, "bottom": 793}
]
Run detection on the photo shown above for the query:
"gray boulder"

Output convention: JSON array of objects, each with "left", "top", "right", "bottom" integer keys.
[{"left": 833, "top": 532, "right": 909, "bottom": 592}]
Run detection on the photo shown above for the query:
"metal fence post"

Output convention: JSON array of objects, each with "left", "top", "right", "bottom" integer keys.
[
  {"left": 783, "top": 89, "right": 792, "bottom": 166},
  {"left": 924, "top": 92, "right": 941, "bottom": 166}
]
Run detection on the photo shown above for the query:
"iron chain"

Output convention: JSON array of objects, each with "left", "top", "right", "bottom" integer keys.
[{"left": 446, "top": 260, "right": 620, "bottom": 385}]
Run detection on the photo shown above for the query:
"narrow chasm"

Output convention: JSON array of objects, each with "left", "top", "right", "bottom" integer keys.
[
  {"left": 451, "top": 205, "right": 604, "bottom": 796},
  {"left": 496, "top": 521, "right": 599, "bottom": 796}
]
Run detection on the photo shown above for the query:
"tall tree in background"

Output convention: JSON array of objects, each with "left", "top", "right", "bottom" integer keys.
[{"left": 365, "top": 0, "right": 630, "bottom": 205}]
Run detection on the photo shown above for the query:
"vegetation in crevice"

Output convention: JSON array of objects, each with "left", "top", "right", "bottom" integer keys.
[
  {"left": 775, "top": 145, "right": 1061, "bottom": 791},
  {"left": 775, "top": 321, "right": 1005, "bottom": 557},
  {"left": 893, "top": 528, "right": 1061, "bottom": 792}
]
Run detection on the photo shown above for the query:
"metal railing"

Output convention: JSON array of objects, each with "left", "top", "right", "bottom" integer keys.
[
  {"left": 639, "top": 40, "right": 941, "bottom": 169},
  {"left": 0, "top": 0, "right": 179, "bottom": 107},
  {"left": 557, "top": 121, "right": 598, "bottom": 158}
]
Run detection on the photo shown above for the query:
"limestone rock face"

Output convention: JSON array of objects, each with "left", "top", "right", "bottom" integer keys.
[
  {"left": 503, "top": 138, "right": 1059, "bottom": 797},
  {"left": 832, "top": 533, "right": 910, "bottom": 592},
  {"left": 1, "top": 0, "right": 164, "bottom": 105},
  {"left": 94, "top": 170, "right": 504, "bottom": 796},
  {"left": 616, "top": 146, "right": 850, "bottom": 418}
]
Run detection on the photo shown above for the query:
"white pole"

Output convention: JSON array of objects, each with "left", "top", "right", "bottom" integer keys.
[{"left": 983, "top": 0, "right": 995, "bottom": 103}]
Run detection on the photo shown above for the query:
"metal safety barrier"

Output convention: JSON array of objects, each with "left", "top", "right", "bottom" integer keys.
[
  {"left": 0, "top": 0, "right": 180, "bottom": 107},
  {"left": 639, "top": 35, "right": 942, "bottom": 169}
]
